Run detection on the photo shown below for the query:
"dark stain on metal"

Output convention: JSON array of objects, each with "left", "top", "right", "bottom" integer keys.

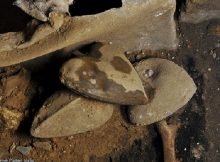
[
  {"left": 110, "top": 56, "right": 132, "bottom": 74},
  {"left": 71, "top": 59, "right": 147, "bottom": 105}
]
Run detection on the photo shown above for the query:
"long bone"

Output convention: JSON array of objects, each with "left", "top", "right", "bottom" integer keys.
[
  {"left": 157, "top": 119, "right": 181, "bottom": 162},
  {"left": 0, "top": 0, "right": 177, "bottom": 67}
]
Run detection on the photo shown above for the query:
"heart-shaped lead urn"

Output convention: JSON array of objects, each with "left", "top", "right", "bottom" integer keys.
[
  {"left": 128, "top": 58, "right": 197, "bottom": 125},
  {"left": 31, "top": 90, "right": 115, "bottom": 138},
  {"left": 60, "top": 44, "right": 148, "bottom": 105}
]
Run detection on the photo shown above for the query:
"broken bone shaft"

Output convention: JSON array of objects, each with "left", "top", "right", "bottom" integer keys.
[{"left": 157, "top": 120, "right": 180, "bottom": 162}]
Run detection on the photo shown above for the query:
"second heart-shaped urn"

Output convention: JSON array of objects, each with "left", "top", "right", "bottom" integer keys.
[{"left": 60, "top": 44, "right": 148, "bottom": 105}]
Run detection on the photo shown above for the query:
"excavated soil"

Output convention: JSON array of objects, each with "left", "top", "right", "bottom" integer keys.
[{"left": 0, "top": 1, "right": 220, "bottom": 162}]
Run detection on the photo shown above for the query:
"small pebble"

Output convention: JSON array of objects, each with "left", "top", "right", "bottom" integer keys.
[
  {"left": 33, "top": 141, "right": 52, "bottom": 151},
  {"left": 89, "top": 79, "right": 96, "bottom": 85},
  {"left": 16, "top": 146, "right": 32, "bottom": 156},
  {"left": 208, "top": 68, "right": 212, "bottom": 72},
  {"left": 213, "top": 53, "right": 217, "bottom": 59},
  {"left": 144, "top": 69, "right": 154, "bottom": 78},
  {"left": 9, "top": 142, "right": 16, "bottom": 153}
]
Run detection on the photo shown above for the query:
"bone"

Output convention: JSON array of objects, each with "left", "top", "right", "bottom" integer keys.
[
  {"left": 0, "top": 0, "right": 177, "bottom": 67},
  {"left": 157, "top": 119, "right": 181, "bottom": 162},
  {"left": 14, "top": 0, "right": 74, "bottom": 22},
  {"left": 0, "top": 12, "right": 65, "bottom": 53},
  {"left": 60, "top": 43, "right": 148, "bottom": 105}
]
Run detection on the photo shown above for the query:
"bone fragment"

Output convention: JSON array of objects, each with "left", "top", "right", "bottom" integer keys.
[{"left": 0, "top": 0, "right": 177, "bottom": 67}]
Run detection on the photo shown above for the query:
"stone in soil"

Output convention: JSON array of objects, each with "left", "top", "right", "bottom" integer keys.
[
  {"left": 60, "top": 44, "right": 148, "bottom": 105},
  {"left": 0, "top": 108, "right": 23, "bottom": 129},
  {"left": 33, "top": 141, "right": 52, "bottom": 151},
  {"left": 31, "top": 90, "right": 115, "bottom": 138},
  {"left": 180, "top": 0, "right": 220, "bottom": 23},
  {"left": 128, "top": 58, "right": 197, "bottom": 125},
  {"left": 16, "top": 146, "right": 32, "bottom": 156}
]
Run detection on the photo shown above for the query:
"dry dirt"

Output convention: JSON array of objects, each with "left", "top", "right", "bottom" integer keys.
[{"left": 0, "top": 1, "right": 220, "bottom": 162}]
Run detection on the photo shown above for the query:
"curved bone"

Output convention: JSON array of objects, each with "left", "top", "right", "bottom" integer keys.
[
  {"left": 0, "top": 0, "right": 177, "bottom": 67},
  {"left": 0, "top": 12, "right": 64, "bottom": 53}
]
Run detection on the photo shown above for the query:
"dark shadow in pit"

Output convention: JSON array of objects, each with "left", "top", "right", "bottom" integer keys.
[
  {"left": 176, "top": 56, "right": 208, "bottom": 162},
  {"left": 70, "top": 0, "right": 122, "bottom": 16},
  {"left": 119, "top": 106, "right": 131, "bottom": 124},
  {"left": 175, "top": 0, "right": 187, "bottom": 20},
  {"left": 0, "top": 0, "right": 31, "bottom": 33},
  {"left": 16, "top": 50, "right": 75, "bottom": 136}
]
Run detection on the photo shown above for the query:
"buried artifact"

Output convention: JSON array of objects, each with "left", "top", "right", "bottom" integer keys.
[
  {"left": 60, "top": 44, "right": 148, "bottom": 105},
  {"left": 30, "top": 48, "right": 197, "bottom": 138},
  {"left": 31, "top": 90, "right": 116, "bottom": 138},
  {"left": 0, "top": 0, "right": 198, "bottom": 160},
  {"left": 128, "top": 58, "right": 197, "bottom": 125}
]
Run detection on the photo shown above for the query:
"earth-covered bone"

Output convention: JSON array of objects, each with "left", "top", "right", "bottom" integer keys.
[
  {"left": 180, "top": 0, "right": 220, "bottom": 23},
  {"left": 0, "top": 0, "right": 177, "bottom": 67},
  {"left": 31, "top": 90, "right": 115, "bottom": 138},
  {"left": 0, "top": 68, "right": 36, "bottom": 129},
  {"left": 14, "top": 0, "right": 74, "bottom": 22},
  {"left": 60, "top": 44, "right": 148, "bottom": 105},
  {"left": 128, "top": 58, "right": 197, "bottom": 125}
]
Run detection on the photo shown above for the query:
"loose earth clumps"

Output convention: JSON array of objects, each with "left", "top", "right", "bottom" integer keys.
[{"left": 0, "top": 68, "right": 36, "bottom": 129}]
